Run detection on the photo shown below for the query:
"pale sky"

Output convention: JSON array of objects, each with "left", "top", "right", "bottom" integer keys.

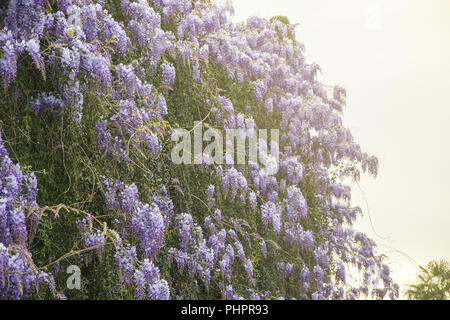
[{"left": 232, "top": 0, "right": 450, "bottom": 297}]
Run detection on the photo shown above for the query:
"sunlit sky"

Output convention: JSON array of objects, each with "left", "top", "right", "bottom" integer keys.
[{"left": 232, "top": 0, "right": 450, "bottom": 297}]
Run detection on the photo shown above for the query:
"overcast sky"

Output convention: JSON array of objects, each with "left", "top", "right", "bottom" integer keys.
[{"left": 232, "top": 0, "right": 450, "bottom": 297}]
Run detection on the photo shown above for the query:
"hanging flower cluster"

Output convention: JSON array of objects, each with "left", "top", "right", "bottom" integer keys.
[{"left": 0, "top": 130, "right": 60, "bottom": 299}]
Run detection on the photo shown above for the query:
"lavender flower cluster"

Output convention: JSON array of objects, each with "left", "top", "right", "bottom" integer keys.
[
  {"left": 0, "top": 130, "right": 59, "bottom": 299},
  {"left": 103, "top": 178, "right": 169, "bottom": 260},
  {"left": 102, "top": 177, "right": 173, "bottom": 299}
]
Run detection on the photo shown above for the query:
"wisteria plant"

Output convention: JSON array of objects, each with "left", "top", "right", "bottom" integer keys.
[{"left": 0, "top": 0, "right": 398, "bottom": 300}]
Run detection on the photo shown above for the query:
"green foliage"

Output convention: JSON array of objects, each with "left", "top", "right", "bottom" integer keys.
[
  {"left": 270, "top": 16, "right": 291, "bottom": 26},
  {"left": 406, "top": 260, "right": 450, "bottom": 300}
]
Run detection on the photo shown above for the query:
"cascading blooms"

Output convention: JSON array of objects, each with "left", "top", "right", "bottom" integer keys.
[
  {"left": 0, "top": 0, "right": 399, "bottom": 300},
  {"left": 0, "top": 131, "right": 60, "bottom": 299}
]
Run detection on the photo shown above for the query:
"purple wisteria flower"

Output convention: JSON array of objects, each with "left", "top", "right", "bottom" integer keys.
[
  {"left": 161, "top": 62, "right": 175, "bottom": 91},
  {"left": 206, "top": 184, "right": 215, "bottom": 209}
]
